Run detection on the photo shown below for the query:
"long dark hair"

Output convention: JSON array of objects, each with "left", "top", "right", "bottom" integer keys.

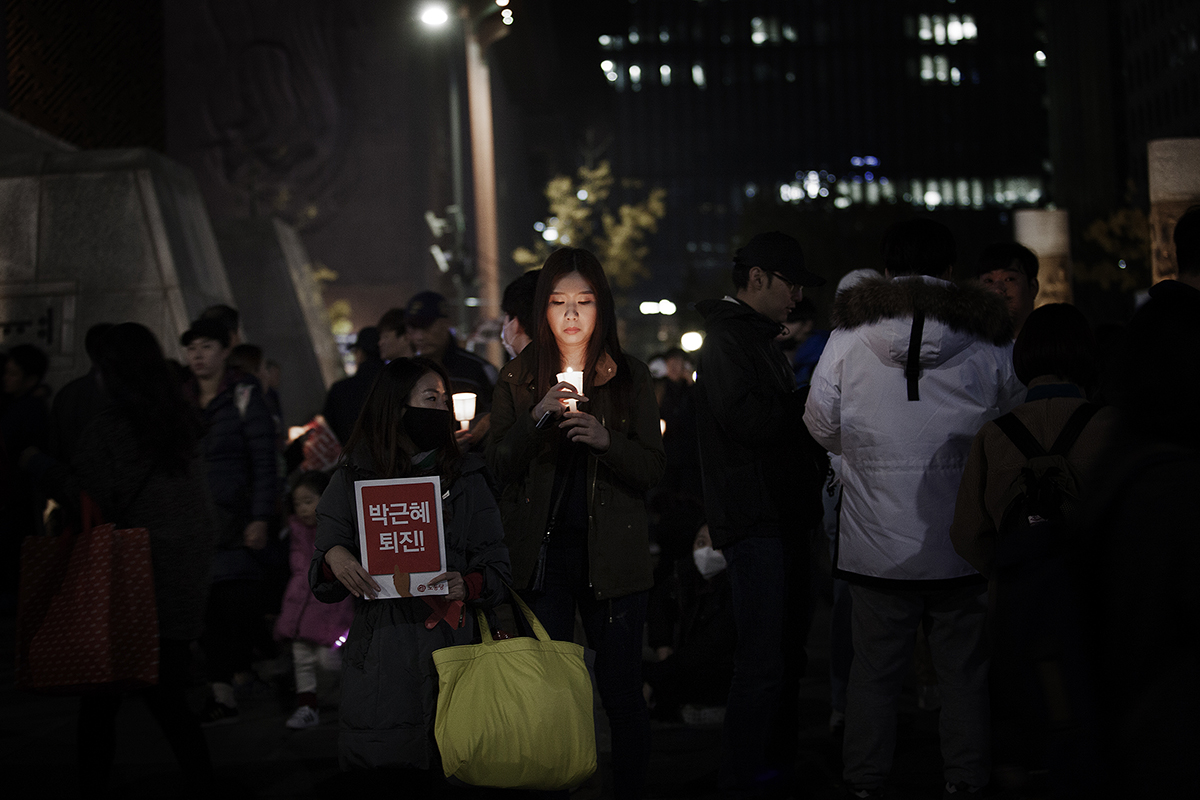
[
  {"left": 532, "top": 249, "right": 631, "bottom": 419},
  {"left": 96, "top": 323, "right": 203, "bottom": 472},
  {"left": 342, "top": 357, "right": 460, "bottom": 480}
]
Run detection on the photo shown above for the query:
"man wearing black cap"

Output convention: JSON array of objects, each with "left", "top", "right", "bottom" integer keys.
[
  {"left": 404, "top": 290, "right": 495, "bottom": 445},
  {"left": 694, "top": 231, "right": 828, "bottom": 797}
]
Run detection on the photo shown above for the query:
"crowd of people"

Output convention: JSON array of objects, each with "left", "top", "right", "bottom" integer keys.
[{"left": 2, "top": 206, "right": 1198, "bottom": 799}]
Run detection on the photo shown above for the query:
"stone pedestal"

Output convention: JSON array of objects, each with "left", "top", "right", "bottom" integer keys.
[
  {"left": 0, "top": 148, "right": 233, "bottom": 390},
  {"left": 215, "top": 218, "right": 344, "bottom": 425},
  {"left": 1014, "top": 208, "right": 1072, "bottom": 305},
  {"left": 1148, "top": 138, "right": 1200, "bottom": 284}
]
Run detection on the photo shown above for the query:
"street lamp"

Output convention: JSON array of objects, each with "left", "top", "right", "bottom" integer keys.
[{"left": 420, "top": 1, "right": 510, "bottom": 367}]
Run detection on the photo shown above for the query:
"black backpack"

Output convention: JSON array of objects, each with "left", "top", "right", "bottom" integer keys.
[{"left": 991, "top": 402, "right": 1100, "bottom": 571}]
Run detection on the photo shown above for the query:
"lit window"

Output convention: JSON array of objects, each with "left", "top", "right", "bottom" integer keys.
[
  {"left": 629, "top": 27, "right": 640, "bottom": 45},
  {"left": 629, "top": 64, "right": 642, "bottom": 84},
  {"left": 660, "top": 27, "right": 670, "bottom": 43},
  {"left": 834, "top": 197, "right": 852, "bottom": 209},
  {"left": 745, "top": 183, "right": 758, "bottom": 198},
  {"left": 599, "top": 35, "right": 611, "bottom": 47},
  {"left": 962, "top": 16, "right": 977, "bottom": 39},
  {"left": 948, "top": 16, "right": 963, "bottom": 44},
  {"left": 1035, "top": 50, "right": 1047, "bottom": 66},
  {"left": 866, "top": 182, "right": 881, "bottom": 205},
  {"left": 660, "top": 64, "right": 671, "bottom": 85},
  {"left": 919, "top": 14, "right": 933, "bottom": 41},
  {"left": 935, "top": 55, "right": 950, "bottom": 83},
  {"left": 864, "top": 156, "right": 879, "bottom": 166},
  {"left": 783, "top": 25, "right": 798, "bottom": 42},
  {"left": 692, "top": 64, "right": 706, "bottom": 88},
  {"left": 933, "top": 15, "right": 947, "bottom": 45},
  {"left": 956, "top": 179, "right": 971, "bottom": 206},
  {"left": 601, "top": 60, "right": 614, "bottom": 73},
  {"left": 751, "top": 17, "right": 768, "bottom": 45},
  {"left": 851, "top": 156, "right": 864, "bottom": 167},
  {"left": 921, "top": 55, "right": 935, "bottom": 82},
  {"left": 971, "top": 179, "right": 985, "bottom": 208},
  {"left": 942, "top": 179, "right": 955, "bottom": 205},
  {"left": 911, "top": 179, "right": 924, "bottom": 201},
  {"left": 950, "top": 67, "right": 962, "bottom": 85}
]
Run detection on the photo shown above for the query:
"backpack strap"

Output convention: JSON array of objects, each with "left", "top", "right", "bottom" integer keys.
[
  {"left": 905, "top": 309, "right": 926, "bottom": 401},
  {"left": 992, "top": 411, "right": 1046, "bottom": 460},
  {"left": 1048, "top": 402, "right": 1101, "bottom": 457}
]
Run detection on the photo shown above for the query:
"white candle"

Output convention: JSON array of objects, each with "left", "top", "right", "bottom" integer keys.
[
  {"left": 557, "top": 368, "right": 584, "bottom": 413},
  {"left": 451, "top": 392, "right": 477, "bottom": 431}
]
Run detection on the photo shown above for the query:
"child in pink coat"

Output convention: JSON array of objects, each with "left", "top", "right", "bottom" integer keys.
[{"left": 273, "top": 471, "right": 353, "bottom": 728}]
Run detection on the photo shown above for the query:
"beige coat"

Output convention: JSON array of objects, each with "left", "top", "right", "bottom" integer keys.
[{"left": 949, "top": 381, "right": 1117, "bottom": 577}]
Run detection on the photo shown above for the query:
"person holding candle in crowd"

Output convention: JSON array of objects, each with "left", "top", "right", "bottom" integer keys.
[
  {"left": 310, "top": 356, "right": 510, "bottom": 788},
  {"left": 488, "top": 247, "right": 665, "bottom": 799}
]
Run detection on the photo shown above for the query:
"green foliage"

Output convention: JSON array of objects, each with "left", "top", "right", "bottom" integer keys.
[
  {"left": 513, "top": 161, "right": 666, "bottom": 291},
  {"left": 1074, "top": 207, "right": 1150, "bottom": 293}
]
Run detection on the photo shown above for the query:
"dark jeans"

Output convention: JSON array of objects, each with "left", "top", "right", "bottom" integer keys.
[
  {"left": 520, "top": 543, "right": 650, "bottom": 800},
  {"left": 720, "top": 532, "right": 812, "bottom": 797},
  {"left": 200, "top": 578, "right": 270, "bottom": 685},
  {"left": 77, "top": 638, "right": 213, "bottom": 797}
]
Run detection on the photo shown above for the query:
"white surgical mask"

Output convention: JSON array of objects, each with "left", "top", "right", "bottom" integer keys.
[{"left": 693, "top": 546, "right": 727, "bottom": 580}]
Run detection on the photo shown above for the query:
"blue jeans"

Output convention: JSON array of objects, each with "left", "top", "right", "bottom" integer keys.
[
  {"left": 720, "top": 533, "right": 811, "bottom": 797},
  {"left": 521, "top": 544, "right": 650, "bottom": 800}
]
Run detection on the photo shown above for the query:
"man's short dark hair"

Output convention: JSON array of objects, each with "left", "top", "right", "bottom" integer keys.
[
  {"left": 377, "top": 308, "right": 407, "bottom": 337},
  {"left": 1012, "top": 303, "right": 1098, "bottom": 389},
  {"left": 881, "top": 218, "right": 956, "bottom": 277},
  {"left": 84, "top": 322, "right": 115, "bottom": 363},
  {"left": 228, "top": 343, "right": 264, "bottom": 376},
  {"left": 6, "top": 343, "right": 49, "bottom": 383},
  {"left": 181, "top": 318, "right": 231, "bottom": 348},
  {"left": 501, "top": 269, "right": 541, "bottom": 337},
  {"left": 1174, "top": 205, "right": 1200, "bottom": 276},
  {"left": 977, "top": 242, "right": 1039, "bottom": 283},
  {"left": 200, "top": 304, "right": 240, "bottom": 334}
]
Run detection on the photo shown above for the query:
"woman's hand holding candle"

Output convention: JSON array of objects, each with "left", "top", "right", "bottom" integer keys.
[
  {"left": 531, "top": 380, "right": 588, "bottom": 422},
  {"left": 560, "top": 410, "right": 610, "bottom": 452}
]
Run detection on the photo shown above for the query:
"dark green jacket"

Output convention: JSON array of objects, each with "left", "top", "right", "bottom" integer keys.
[{"left": 488, "top": 347, "right": 665, "bottom": 600}]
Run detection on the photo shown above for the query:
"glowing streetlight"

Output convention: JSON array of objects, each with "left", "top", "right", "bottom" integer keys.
[{"left": 420, "top": 4, "right": 449, "bottom": 27}]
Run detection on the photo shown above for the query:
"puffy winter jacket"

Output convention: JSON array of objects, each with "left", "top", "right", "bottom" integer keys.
[{"left": 804, "top": 275, "right": 1023, "bottom": 586}]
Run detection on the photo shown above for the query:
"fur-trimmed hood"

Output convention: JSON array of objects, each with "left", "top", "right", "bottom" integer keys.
[
  {"left": 833, "top": 275, "right": 1013, "bottom": 344},
  {"left": 832, "top": 275, "right": 1013, "bottom": 371}
]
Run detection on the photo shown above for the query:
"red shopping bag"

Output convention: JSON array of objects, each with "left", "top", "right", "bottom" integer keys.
[
  {"left": 300, "top": 414, "right": 342, "bottom": 472},
  {"left": 15, "top": 494, "right": 159, "bottom": 694}
]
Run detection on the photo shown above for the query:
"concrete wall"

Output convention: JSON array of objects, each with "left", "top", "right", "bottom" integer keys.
[
  {"left": 0, "top": 147, "right": 234, "bottom": 390},
  {"left": 215, "top": 217, "right": 344, "bottom": 425}
]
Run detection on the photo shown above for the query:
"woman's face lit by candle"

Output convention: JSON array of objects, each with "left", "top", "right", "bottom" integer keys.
[{"left": 546, "top": 271, "right": 596, "bottom": 355}]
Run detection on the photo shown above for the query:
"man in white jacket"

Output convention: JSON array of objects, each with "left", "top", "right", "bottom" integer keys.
[{"left": 803, "top": 219, "right": 1023, "bottom": 799}]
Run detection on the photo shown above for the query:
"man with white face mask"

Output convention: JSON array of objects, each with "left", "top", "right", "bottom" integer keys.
[
  {"left": 643, "top": 525, "right": 737, "bottom": 724},
  {"left": 499, "top": 269, "right": 540, "bottom": 360}
]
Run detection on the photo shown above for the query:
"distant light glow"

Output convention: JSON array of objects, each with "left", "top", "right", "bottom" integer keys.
[
  {"left": 681, "top": 331, "right": 704, "bottom": 352},
  {"left": 933, "top": 15, "right": 947, "bottom": 45},
  {"left": 864, "top": 156, "right": 879, "bottom": 166},
  {"left": 601, "top": 59, "right": 614, "bottom": 72},
  {"left": 962, "top": 17, "right": 978, "bottom": 39},
  {"left": 1118, "top": 259, "right": 1128, "bottom": 269},
  {"left": 751, "top": 31, "right": 768, "bottom": 45},
  {"left": 834, "top": 197, "right": 852, "bottom": 209},
  {"left": 948, "top": 17, "right": 963, "bottom": 43},
  {"left": 599, "top": 35, "right": 611, "bottom": 46},
  {"left": 629, "top": 64, "right": 642, "bottom": 83},
  {"left": 819, "top": 187, "right": 829, "bottom": 197},
  {"left": 1035, "top": 50, "right": 1047, "bottom": 65},
  {"left": 660, "top": 64, "right": 671, "bottom": 85},
  {"left": 659, "top": 299, "right": 677, "bottom": 316},
  {"left": 660, "top": 28, "right": 670, "bottom": 43},
  {"left": 419, "top": 4, "right": 449, "bottom": 27},
  {"left": 629, "top": 29, "right": 640, "bottom": 44},
  {"left": 542, "top": 227, "right": 559, "bottom": 242},
  {"left": 495, "top": 0, "right": 509, "bottom": 6},
  {"left": 925, "top": 189, "right": 942, "bottom": 206},
  {"left": 577, "top": 189, "right": 588, "bottom": 201},
  {"left": 464, "top": 297, "right": 481, "bottom": 307},
  {"left": 501, "top": 9, "right": 512, "bottom": 25},
  {"left": 919, "top": 14, "right": 933, "bottom": 40},
  {"left": 692, "top": 64, "right": 706, "bottom": 87},
  {"left": 533, "top": 221, "right": 545, "bottom": 232},
  {"left": 745, "top": 183, "right": 758, "bottom": 199}
]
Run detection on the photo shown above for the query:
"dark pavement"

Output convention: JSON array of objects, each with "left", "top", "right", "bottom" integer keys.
[{"left": 1, "top": 599, "right": 952, "bottom": 799}]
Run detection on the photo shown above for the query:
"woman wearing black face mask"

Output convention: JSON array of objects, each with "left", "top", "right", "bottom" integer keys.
[{"left": 309, "top": 357, "right": 510, "bottom": 788}]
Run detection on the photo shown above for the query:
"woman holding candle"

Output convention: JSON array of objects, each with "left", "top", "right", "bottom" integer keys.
[{"left": 488, "top": 247, "right": 665, "bottom": 799}]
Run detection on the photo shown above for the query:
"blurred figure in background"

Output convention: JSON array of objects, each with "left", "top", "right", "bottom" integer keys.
[
  {"left": 376, "top": 308, "right": 413, "bottom": 362},
  {"left": 47, "top": 322, "right": 113, "bottom": 462},
  {"left": 977, "top": 242, "right": 1040, "bottom": 339},
  {"left": 500, "top": 269, "right": 540, "bottom": 360},
  {"left": 322, "top": 327, "right": 383, "bottom": 445}
]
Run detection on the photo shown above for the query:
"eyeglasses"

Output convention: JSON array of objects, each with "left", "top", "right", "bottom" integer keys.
[{"left": 770, "top": 272, "right": 799, "bottom": 292}]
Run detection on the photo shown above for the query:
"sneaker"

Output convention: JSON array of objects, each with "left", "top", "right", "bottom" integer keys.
[
  {"left": 285, "top": 705, "right": 320, "bottom": 730},
  {"left": 847, "top": 787, "right": 885, "bottom": 799},
  {"left": 200, "top": 699, "right": 239, "bottom": 726},
  {"left": 943, "top": 781, "right": 982, "bottom": 799}
]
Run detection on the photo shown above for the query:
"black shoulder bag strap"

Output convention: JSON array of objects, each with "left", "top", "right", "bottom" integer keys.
[
  {"left": 905, "top": 309, "right": 926, "bottom": 401},
  {"left": 992, "top": 412, "right": 1046, "bottom": 460},
  {"left": 1048, "top": 403, "right": 1101, "bottom": 457}
]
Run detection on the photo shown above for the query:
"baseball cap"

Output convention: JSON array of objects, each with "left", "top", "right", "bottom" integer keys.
[
  {"left": 735, "top": 232, "right": 826, "bottom": 288},
  {"left": 405, "top": 291, "right": 451, "bottom": 329}
]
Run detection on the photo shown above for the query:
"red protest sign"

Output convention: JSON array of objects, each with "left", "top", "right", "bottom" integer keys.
[{"left": 354, "top": 477, "right": 448, "bottom": 598}]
